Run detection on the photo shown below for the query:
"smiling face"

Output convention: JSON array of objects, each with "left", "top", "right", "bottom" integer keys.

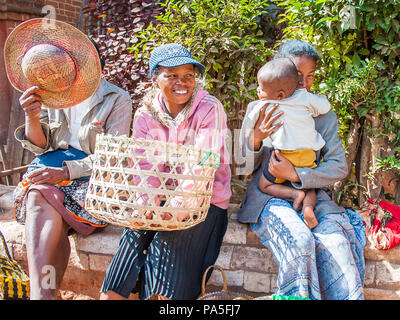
[
  {"left": 154, "top": 64, "right": 196, "bottom": 115},
  {"left": 290, "top": 54, "right": 316, "bottom": 91}
]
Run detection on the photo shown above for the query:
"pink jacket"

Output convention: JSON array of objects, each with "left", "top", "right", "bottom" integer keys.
[{"left": 132, "top": 88, "right": 232, "bottom": 210}]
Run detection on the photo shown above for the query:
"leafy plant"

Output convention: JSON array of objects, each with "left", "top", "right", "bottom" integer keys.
[
  {"left": 274, "top": 0, "right": 400, "bottom": 205},
  {"left": 129, "top": 0, "right": 282, "bottom": 121},
  {"left": 83, "top": 0, "right": 162, "bottom": 111},
  {"left": 376, "top": 148, "right": 400, "bottom": 173}
]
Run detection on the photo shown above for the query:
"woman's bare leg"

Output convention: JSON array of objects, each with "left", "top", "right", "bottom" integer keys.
[{"left": 25, "top": 190, "right": 71, "bottom": 300}]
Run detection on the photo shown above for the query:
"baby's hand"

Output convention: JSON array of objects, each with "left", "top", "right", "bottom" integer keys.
[{"left": 251, "top": 103, "right": 283, "bottom": 150}]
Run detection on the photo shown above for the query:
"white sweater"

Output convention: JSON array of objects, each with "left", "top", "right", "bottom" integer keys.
[{"left": 247, "top": 89, "right": 331, "bottom": 151}]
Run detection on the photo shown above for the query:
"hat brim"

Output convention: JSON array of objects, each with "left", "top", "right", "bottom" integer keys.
[
  {"left": 4, "top": 18, "right": 101, "bottom": 109},
  {"left": 158, "top": 56, "right": 205, "bottom": 72}
]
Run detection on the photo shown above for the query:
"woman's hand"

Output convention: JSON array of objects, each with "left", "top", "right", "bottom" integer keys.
[
  {"left": 19, "top": 86, "right": 42, "bottom": 121},
  {"left": 249, "top": 103, "right": 283, "bottom": 151},
  {"left": 26, "top": 166, "right": 69, "bottom": 185},
  {"left": 19, "top": 86, "right": 47, "bottom": 149},
  {"left": 268, "top": 150, "right": 300, "bottom": 183}
]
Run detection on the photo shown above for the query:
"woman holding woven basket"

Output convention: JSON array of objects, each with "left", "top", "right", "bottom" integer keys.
[
  {"left": 4, "top": 19, "right": 132, "bottom": 300},
  {"left": 100, "top": 43, "right": 232, "bottom": 300}
]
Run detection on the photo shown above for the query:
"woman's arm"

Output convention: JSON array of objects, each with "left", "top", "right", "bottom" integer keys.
[{"left": 290, "top": 110, "right": 348, "bottom": 189}]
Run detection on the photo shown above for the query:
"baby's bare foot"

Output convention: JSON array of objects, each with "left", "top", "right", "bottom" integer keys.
[
  {"left": 292, "top": 189, "right": 305, "bottom": 211},
  {"left": 303, "top": 205, "right": 319, "bottom": 230}
]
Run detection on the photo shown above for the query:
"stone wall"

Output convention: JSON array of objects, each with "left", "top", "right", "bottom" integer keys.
[
  {"left": 208, "top": 206, "right": 278, "bottom": 296},
  {"left": 364, "top": 240, "right": 400, "bottom": 299},
  {"left": 1, "top": 193, "right": 400, "bottom": 300}
]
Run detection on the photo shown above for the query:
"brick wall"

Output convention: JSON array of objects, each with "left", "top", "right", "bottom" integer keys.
[
  {"left": 1, "top": 1, "right": 84, "bottom": 30},
  {"left": 1, "top": 0, "right": 85, "bottom": 36},
  {"left": 1, "top": 195, "right": 400, "bottom": 300},
  {"left": 1, "top": 1, "right": 43, "bottom": 33},
  {"left": 43, "top": 0, "right": 84, "bottom": 27}
]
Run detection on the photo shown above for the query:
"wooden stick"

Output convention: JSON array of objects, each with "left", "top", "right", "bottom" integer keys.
[
  {"left": 0, "top": 164, "right": 29, "bottom": 178},
  {"left": 0, "top": 145, "right": 11, "bottom": 185}
]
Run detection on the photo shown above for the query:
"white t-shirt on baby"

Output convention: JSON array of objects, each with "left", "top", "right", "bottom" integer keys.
[{"left": 247, "top": 88, "right": 331, "bottom": 151}]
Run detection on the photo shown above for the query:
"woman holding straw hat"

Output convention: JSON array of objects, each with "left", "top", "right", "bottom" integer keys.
[
  {"left": 100, "top": 43, "right": 232, "bottom": 300},
  {"left": 4, "top": 18, "right": 132, "bottom": 300}
]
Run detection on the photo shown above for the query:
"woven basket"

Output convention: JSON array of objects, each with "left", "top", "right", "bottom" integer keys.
[
  {"left": 197, "top": 265, "right": 253, "bottom": 300},
  {"left": 85, "top": 134, "right": 220, "bottom": 231}
]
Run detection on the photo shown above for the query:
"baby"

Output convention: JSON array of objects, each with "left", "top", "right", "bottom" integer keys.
[{"left": 250, "top": 58, "right": 331, "bottom": 229}]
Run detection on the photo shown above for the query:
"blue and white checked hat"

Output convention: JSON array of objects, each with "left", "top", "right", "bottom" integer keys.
[{"left": 149, "top": 43, "right": 205, "bottom": 76}]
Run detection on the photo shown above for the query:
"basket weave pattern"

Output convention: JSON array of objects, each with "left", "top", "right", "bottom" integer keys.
[
  {"left": 85, "top": 134, "right": 219, "bottom": 230},
  {"left": 197, "top": 265, "right": 253, "bottom": 300},
  {"left": 4, "top": 18, "right": 101, "bottom": 109}
]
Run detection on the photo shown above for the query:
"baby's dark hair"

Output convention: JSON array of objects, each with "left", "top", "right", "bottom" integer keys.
[
  {"left": 274, "top": 39, "right": 320, "bottom": 63},
  {"left": 257, "top": 57, "right": 298, "bottom": 98}
]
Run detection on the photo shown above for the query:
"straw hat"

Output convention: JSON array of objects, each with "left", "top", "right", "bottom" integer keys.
[{"left": 4, "top": 18, "right": 102, "bottom": 109}]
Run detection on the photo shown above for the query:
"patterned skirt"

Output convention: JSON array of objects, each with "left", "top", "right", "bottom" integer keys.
[
  {"left": 13, "top": 148, "right": 107, "bottom": 236},
  {"left": 250, "top": 198, "right": 366, "bottom": 300},
  {"left": 101, "top": 205, "right": 228, "bottom": 300}
]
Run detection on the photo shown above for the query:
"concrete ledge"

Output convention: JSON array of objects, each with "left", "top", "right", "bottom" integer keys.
[{"left": 1, "top": 201, "right": 400, "bottom": 299}]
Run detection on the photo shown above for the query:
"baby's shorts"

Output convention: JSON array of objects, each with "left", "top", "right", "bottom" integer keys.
[{"left": 262, "top": 149, "right": 317, "bottom": 184}]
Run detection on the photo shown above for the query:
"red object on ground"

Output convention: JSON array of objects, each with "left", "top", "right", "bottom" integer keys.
[{"left": 367, "top": 199, "right": 400, "bottom": 250}]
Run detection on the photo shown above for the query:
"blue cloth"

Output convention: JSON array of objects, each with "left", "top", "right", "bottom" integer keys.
[
  {"left": 27, "top": 148, "right": 89, "bottom": 180},
  {"left": 149, "top": 43, "right": 205, "bottom": 76},
  {"left": 250, "top": 198, "right": 366, "bottom": 300}
]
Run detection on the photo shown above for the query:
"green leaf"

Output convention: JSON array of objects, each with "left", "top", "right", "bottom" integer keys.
[
  {"left": 226, "top": 85, "right": 239, "bottom": 93},
  {"left": 358, "top": 48, "right": 370, "bottom": 55},
  {"left": 209, "top": 46, "right": 219, "bottom": 53}
]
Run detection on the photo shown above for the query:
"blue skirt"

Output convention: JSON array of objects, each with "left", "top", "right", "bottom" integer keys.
[
  {"left": 250, "top": 198, "right": 366, "bottom": 300},
  {"left": 101, "top": 204, "right": 228, "bottom": 299}
]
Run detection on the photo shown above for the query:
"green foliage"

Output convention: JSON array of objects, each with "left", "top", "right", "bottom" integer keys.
[
  {"left": 274, "top": 0, "right": 400, "bottom": 172},
  {"left": 276, "top": 0, "right": 400, "bottom": 73},
  {"left": 129, "top": 0, "right": 282, "bottom": 116},
  {"left": 377, "top": 148, "right": 400, "bottom": 173}
]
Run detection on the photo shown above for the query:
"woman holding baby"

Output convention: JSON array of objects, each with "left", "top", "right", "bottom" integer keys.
[{"left": 237, "top": 40, "right": 366, "bottom": 300}]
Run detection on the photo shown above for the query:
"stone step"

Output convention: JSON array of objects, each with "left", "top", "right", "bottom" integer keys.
[
  {"left": 0, "top": 185, "right": 15, "bottom": 221},
  {"left": 2, "top": 202, "right": 400, "bottom": 299}
]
